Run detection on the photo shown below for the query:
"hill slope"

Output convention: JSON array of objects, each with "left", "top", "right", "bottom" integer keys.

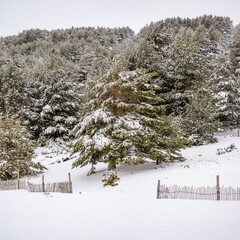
[{"left": 0, "top": 134, "right": 240, "bottom": 240}]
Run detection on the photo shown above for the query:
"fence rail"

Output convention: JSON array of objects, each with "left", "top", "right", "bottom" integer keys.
[
  {"left": 215, "top": 128, "right": 240, "bottom": 137},
  {"left": 157, "top": 176, "right": 240, "bottom": 201},
  {"left": 0, "top": 171, "right": 73, "bottom": 193},
  {"left": 158, "top": 185, "right": 240, "bottom": 201}
]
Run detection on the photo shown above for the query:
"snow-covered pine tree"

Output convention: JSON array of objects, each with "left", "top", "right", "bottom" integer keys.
[
  {"left": 0, "top": 115, "right": 45, "bottom": 180},
  {"left": 210, "top": 53, "right": 240, "bottom": 127},
  {"left": 72, "top": 58, "right": 186, "bottom": 182},
  {"left": 129, "top": 25, "right": 172, "bottom": 73},
  {"left": 0, "top": 70, "right": 5, "bottom": 114},
  {"left": 21, "top": 56, "right": 83, "bottom": 143},
  {"left": 158, "top": 28, "right": 220, "bottom": 144},
  {"left": 19, "top": 68, "right": 45, "bottom": 139},
  {"left": 40, "top": 70, "right": 79, "bottom": 142},
  {"left": 160, "top": 28, "right": 212, "bottom": 115},
  {"left": 230, "top": 24, "right": 240, "bottom": 74},
  {"left": 0, "top": 64, "right": 29, "bottom": 115},
  {"left": 181, "top": 88, "right": 219, "bottom": 145}
]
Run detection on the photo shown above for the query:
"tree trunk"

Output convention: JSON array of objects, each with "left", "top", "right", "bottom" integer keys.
[
  {"left": 87, "top": 164, "right": 96, "bottom": 176},
  {"left": 0, "top": 79, "right": 6, "bottom": 114},
  {"left": 0, "top": 100, "right": 5, "bottom": 114},
  {"left": 108, "top": 160, "right": 116, "bottom": 170}
]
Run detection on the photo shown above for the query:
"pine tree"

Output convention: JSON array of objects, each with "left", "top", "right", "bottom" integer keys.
[
  {"left": 210, "top": 53, "right": 240, "bottom": 127},
  {"left": 39, "top": 63, "right": 80, "bottom": 142},
  {"left": 0, "top": 64, "right": 29, "bottom": 115},
  {"left": 21, "top": 56, "right": 83, "bottom": 143},
  {"left": 19, "top": 69, "right": 45, "bottom": 139},
  {"left": 181, "top": 88, "right": 219, "bottom": 145},
  {"left": 230, "top": 25, "right": 240, "bottom": 73},
  {"left": 157, "top": 28, "right": 220, "bottom": 144},
  {"left": 0, "top": 115, "right": 45, "bottom": 180},
  {"left": 72, "top": 58, "right": 186, "bottom": 182},
  {"left": 162, "top": 28, "right": 212, "bottom": 116},
  {"left": 130, "top": 26, "right": 172, "bottom": 72},
  {"left": 0, "top": 70, "right": 6, "bottom": 114}
]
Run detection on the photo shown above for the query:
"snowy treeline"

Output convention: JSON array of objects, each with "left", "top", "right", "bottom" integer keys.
[{"left": 0, "top": 15, "right": 240, "bottom": 182}]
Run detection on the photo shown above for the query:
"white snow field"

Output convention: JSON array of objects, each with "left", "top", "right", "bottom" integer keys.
[{"left": 0, "top": 135, "right": 240, "bottom": 240}]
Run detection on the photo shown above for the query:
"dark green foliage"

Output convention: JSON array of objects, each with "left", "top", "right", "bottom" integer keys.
[
  {"left": 162, "top": 28, "right": 212, "bottom": 115},
  {"left": 0, "top": 15, "right": 238, "bottom": 153},
  {"left": 0, "top": 64, "right": 29, "bottom": 115},
  {"left": 230, "top": 25, "right": 240, "bottom": 73},
  {"left": 1, "top": 27, "right": 134, "bottom": 77},
  {"left": 72, "top": 58, "right": 187, "bottom": 180},
  {"left": 123, "top": 16, "right": 235, "bottom": 145},
  {"left": 0, "top": 115, "right": 46, "bottom": 180},
  {"left": 0, "top": 159, "right": 45, "bottom": 181},
  {"left": 1, "top": 15, "right": 239, "bottom": 185},
  {"left": 35, "top": 57, "right": 82, "bottom": 141},
  {"left": 181, "top": 89, "right": 219, "bottom": 145},
  {"left": 210, "top": 53, "right": 240, "bottom": 127},
  {"left": 102, "top": 170, "right": 120, "bottom": 187},
  {"left": 0, "top": 26, "right": 134, "bottom": 141}
]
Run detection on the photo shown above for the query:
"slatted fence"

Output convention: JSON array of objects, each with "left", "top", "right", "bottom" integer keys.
[
  {"left": 157, "top": 176, "right": 240, "bottom": 201},
  {"left": 157, "top": 184, "right": 240, "bottom": 201},
  {"left": 0, "top": 172, "right": 73, "bottom": 193},
  {"left": 215, "top": 128, "right": 240, "bottom": 137}
]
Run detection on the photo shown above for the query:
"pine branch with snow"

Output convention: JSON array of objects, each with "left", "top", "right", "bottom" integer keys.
[
  {"left": 0, "top": 115, "right": 46, "bottom": 180},
  {"left": 72, "top": 58, "right": 187, "bottom": 183}
]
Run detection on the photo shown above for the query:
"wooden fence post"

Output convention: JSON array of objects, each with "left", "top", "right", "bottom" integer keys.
[
  {"left": 17, "top": 169, "right": 20, "bottom": 189},
  {"left": 217, "top": 175, "right": 220, "bottom": 201},
  {"left": 42, "top": 175, "right": 45, "bottom": 192},
  {"left": 68, "top": 172, "right": 73, "bottom": 193},
  {"left": 157, "top": 180, "right": 160, "bottom": 199}
]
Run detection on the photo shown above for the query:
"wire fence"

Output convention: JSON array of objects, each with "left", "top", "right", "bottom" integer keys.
[{"left": 157, "top": 184, "right": 240, "bottom": 201}]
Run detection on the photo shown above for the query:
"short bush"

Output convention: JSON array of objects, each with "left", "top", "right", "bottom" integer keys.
[{"left": 102, "top": 170, "right": 120, "bottom": 187}]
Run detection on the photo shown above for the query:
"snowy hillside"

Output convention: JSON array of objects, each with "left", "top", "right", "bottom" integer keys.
[{"left": 0, "top": 134, "right": 240, "bottom": 240}]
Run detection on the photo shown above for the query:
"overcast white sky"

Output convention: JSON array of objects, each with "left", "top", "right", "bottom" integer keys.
[{"left": 0, "top": 0, "right": 240, "bottom": 37}]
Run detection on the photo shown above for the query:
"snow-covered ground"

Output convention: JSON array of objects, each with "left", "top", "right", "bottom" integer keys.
[{"left": 0, "top": 135, "right": 240, "bottom": 240}]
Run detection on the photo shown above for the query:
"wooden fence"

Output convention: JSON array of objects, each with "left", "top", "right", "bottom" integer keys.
[
  {"left": 0, "top": 171, "right": 73, "bottom": 194},
  {"left": 215, "top": 128, "right": 240, "bottom": 137},
  {"left": 157, "top": 176, "right": 240, "bottom": 201}
]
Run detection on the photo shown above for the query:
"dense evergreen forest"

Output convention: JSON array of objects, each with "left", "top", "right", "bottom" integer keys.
[{"left": 1, "top": 15, "right": 240, "bottom": 182}]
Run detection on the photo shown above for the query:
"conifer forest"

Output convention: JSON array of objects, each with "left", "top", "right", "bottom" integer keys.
[{"left": 1, "top": 15, "right": 240, "bottom": 183}]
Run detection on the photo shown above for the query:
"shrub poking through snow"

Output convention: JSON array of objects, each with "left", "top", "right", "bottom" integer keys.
[
  {"left": 102, "top": 170, "right": 120, "bottom": 187},
  {"left": 216, "top": 143, "right": 236, "bottom": 155}
]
